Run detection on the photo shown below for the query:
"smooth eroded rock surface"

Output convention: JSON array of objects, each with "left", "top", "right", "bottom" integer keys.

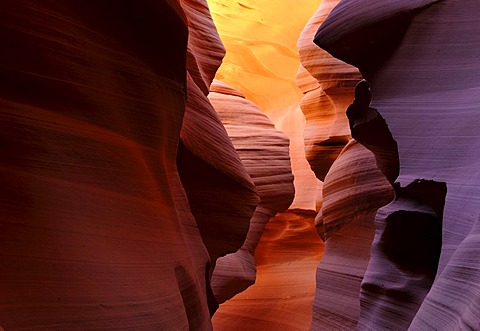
[
  {"left": 316, "top": 1, "right": 480, "bottom": 329},
  {"left": 296, "top": 0, "right": 361, "bottom": 181},
  {"left": 311, "top": 140, "right": 394, "bottom": 330},
  {"left": 207, "top": 0, "right": 322, "bottom": 210},
  {"left": 208, "top": 80, "right": 294, "bottom": 304},
  {"left": 178, "top": 0, "right": 259, "bottom": 281},
  {"left": 0, "top": 1, "right": 213, "bottom": 329}
]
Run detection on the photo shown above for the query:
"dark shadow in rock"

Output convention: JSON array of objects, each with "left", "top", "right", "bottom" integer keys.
[
  {"left": 381, "top": 180, "right": 446, "bottom": 276},
  {"left": 346, "top": 80, "right": 399, "bottom": 184}
]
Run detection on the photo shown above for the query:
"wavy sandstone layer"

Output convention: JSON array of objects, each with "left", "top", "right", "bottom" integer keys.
[
  {"left": 208, "top": 80, "right": 295, "bottom": 304},
  {"left": 207, "top": 0, "right": 322, "bottom": 210},
  {"left": 312, "top": 140, "right": 394, "bottom": 330},
  {"left": 296, "top": 2, "right": 387, "bottom": 329},
  {"left": 316, "top": 1, "right": 480, "bottom": 329},
  {"left": 0, "top": 0, "right": 265, "bottom": 328},
  {"left": 178, "top": 0, "right": 259, "bottom": 282},
  {"left": 0, "top": 1, "right": 214, "bottom": 329},
  {"left": 296, "top": 0, "right": 361, "bottom": 181}
]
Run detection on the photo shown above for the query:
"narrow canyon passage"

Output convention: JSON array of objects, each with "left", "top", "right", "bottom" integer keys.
[
  {"left": 3, "top": 1, "right": 480, "bottom": 330},
  {"left": 205, "top": 1, "right": 326, "bottom": 328},
  {"left": 213, "top": 211, "right": 324, "bottom": 330}
]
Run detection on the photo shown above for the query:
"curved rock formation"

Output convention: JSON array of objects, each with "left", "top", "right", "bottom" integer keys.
[
  {"left": 315, "top": 1, "right": 480, "bottom": 329},
  {"left": 0, "top": 0, "right": 263, "bottom": 328},
  {"left": 207, "top": 0, "right": 322, "bottom": 210},
  {"left": 212, "top": 210, "right": 324, "bottom": 331},
  {"left": 0, "top": 1, "right": 214, "bottom": 329},
  {"left": 207, "top": 80, "right": 295, "bottom": 304},
  {"left": 296, "top": 2, "right": 388, "bottom": 329},
  {"left": 178, "top": 0, "right": 259, "bottom": 283},
  {"left": 296, "top": 0, "right": 361, "bottom": 181},
  {"left": 311, "top": 140, "right": 394, "bottom": 330}
]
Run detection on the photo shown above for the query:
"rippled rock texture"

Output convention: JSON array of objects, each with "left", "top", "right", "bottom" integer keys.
[
  {"left": 208, "top": 80, "right": 294, "bottom": 304},
  {"left": 207, "top": 0, "right": 322, "bottom": 210},
  {"left": 297, "top": 1, "right": 389, "bottom": 329},
  {"left": 311, "top": 140, "right": 394, "bottom": 330},
  {"left": 0, "top": 0, "right": 257, "bottom": 329},
  {"left": 316, "top": 1, "right": 480, "bottom": 329},
  {"left": 178, "top": 0, "right": 259, "bottom": 281},
  {"left": 296, "top": 0, "right": 361, "bottom": 182}
]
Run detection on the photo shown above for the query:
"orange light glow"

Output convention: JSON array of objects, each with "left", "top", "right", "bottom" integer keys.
[
  {"left": 207, "top": 0, "right": 322, "bottom": 210},
  {"left": 207, "top": 0, "right": 321, "bottom": 113}
]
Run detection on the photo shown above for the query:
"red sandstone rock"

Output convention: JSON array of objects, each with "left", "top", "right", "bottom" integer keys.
[
  {"left": 207, "top": 0, "right": 322, "bottom": 210},
  {"left": 178, "top": 0, "right": 259, "bottom": 282},
  {"left": 316, "top": 1, "right": 480, "bottom": 329},
  {"left": 208, "top": 80, "right": 295, "bottom": 304},
  {"left": 297, "top": 2, "right": 388, "bottom": 329},
  {"left": 0, "top": 1, "right": 215, "bottom": 329},
  {"left": 0, "top": 0, "right": 258, "bottom": 328}
]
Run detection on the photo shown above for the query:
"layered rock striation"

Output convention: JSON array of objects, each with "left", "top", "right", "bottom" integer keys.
[
  {"left": 212, "top": 210, "right": 324, "bottom": 331},
  {"left": 0, "top": 0, "right": 260, "bottom": 329},
  {"left": 178, "top": 0, "right": 259, "bottom": 283},
  {"left": 208, "top": 80, "right": 295, "bottom": 304},
  {"left": 316, "top": 1, "right": 480, "bottom": 329},
  {"left": 297, "top": 2, "right": 389, "bottom": 329},
  {"left": 1, "top": 1, "right": 213, "bottom": 329},
  {"left": 311, "top": 140, "right": 394, "bottom": 330},
  {"left": 296, "top": 0, "right": 361, "bottom": 182},
  {"left": 207, "top": 0, "right": 322, "bottom": 210}
]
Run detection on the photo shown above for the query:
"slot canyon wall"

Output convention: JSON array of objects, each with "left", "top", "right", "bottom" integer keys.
[
  {"left": 296, "top": 1, "right": 396, "bottom": 329},
  {"left": 2, "top": 0, "right": 480, "bottom": 330},
  {"left": 208, "top": 80, "right": 295, "bottom": 305},
  {"left": 207, "top": 0, "right": 323, "bottom": 211},
  {"left": 0, "top": 0, "right": 295, "bottom": 329},
  {"left": 311, "top": 0, "right": 480, "bottom": 330},
  {"left": 1, "top": 1, "right": 217, "bottom": 329}
]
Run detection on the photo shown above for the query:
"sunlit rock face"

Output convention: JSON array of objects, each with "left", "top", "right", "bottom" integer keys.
[
  {"left": 296, "top": 0, "right": 361, "bottom": 182},
  {"left": 178, "top": 0, "right": 259, "bottom": 283},
  {"left": 207, "top": 0, "right": 322, "bottom": 210},
  {"left": 316, "top": 1, "right": 480, "bottom": 329},
  {"left": 0, "top": 1, "right": 214, "bottom": 329},
  {"left": 208, "top": 80, "right": 294, "bottom": 304},
  {"left": 212, "top": 210, "right": 324, "bottom": 331}
]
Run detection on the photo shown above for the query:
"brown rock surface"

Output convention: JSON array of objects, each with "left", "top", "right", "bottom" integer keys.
[
  {"left": 0, "top": 1, "right": 214, "bottom": 329},
  {"left": 316, "top": 1, "right": 480, "bottom": 329},
  {"left": 0, "top": 0, "right": 263, "bottom": 328},
  {"left": 208, "top": 80, "right": 294, "bottom": 304},
  {"left": 296, "top": 2, "right": 386, "bottom": 329}
]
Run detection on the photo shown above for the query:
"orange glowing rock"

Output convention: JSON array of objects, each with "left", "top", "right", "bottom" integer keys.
[
  {"left": 212, "top": 210, "right": 324, "bottom": 331},
  {"left": 296, "top": 0, "right": 362, "bottom": 181},
  {"left": 207, "top": 0, "right": 322, "bottom": 210}
]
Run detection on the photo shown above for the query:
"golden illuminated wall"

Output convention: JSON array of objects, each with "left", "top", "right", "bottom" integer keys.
[{"left": 207, "top": 0, "right": 322, "bottom": 209}]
